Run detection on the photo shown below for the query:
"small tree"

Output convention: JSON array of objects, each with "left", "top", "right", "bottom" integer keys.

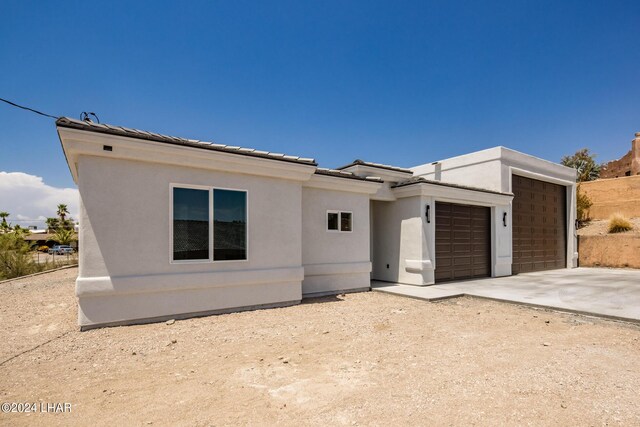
[
  {"left": 0, "top": 212, "right": 10, "bottom": 233},
  {"left": 45, "top": 217, "right": 60, "bottom": 233},
  {"left": 576, "top": 185, "right": 593, "bottom": 223},
  {"left": 561, "top": 149, "right": 601, "bottom": 182},
  {"left": 0, "top": 233, "right": 42, "bottom": 280}
]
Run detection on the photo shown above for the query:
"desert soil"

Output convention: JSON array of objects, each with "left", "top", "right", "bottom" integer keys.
[
  {"left": 578, "top": 217, "right": 640, "bottom": 236},
  {"left": 1, "top": 268, "right": 640, "bottom": 426}
]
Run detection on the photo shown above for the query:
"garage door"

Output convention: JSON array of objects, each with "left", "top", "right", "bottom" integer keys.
[
  {"left": 435, "top": 202, "right": 491, "bottom": 282},
  {"left": 512, "top": 175, "right": 566, "bottom": 274}
]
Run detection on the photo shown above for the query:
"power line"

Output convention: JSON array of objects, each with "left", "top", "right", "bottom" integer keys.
[{"left": 0, "top": 97, "right": 59, "bottom": 120}]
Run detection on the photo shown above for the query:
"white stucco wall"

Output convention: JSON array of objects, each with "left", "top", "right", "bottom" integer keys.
[
  {"left": 412, "top": 147, "right": 578, "bottom": 269},
  {"left": 371, "top": 196, "right": 427, "bottom": 285},
  {"left": 301, "top": 186, "right": 373, "bottom": 296},
  {"left": 76, "top": 155, "right": 306, "bottom": 327}
]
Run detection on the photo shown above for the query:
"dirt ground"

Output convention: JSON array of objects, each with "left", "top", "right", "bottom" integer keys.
[
  {"left": 1, "top": 268, "right": 640, "bottom": 426},
  {"left": 578, "top": 217, "right": 640, "bottom": 236}
]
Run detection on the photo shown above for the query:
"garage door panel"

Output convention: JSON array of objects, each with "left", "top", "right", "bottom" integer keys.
[
  {"left": 512, "top": 175, "right": 566, "bottom": 274},
  {"left": 435, "top": 202, "right": 491, "bottom": 282}
]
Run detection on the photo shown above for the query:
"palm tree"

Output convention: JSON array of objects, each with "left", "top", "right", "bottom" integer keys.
[
  {"left": 0, "top": 212, "right": 9, "bottom": 233},
  {"left": 51, "top": 228, "right": 77, "bottom": 246},
  {"left": 45, "top": 217, "right": 60, "bottom": 233},
  {"left": 13, "top": 224, "right": 30, "bottom": 238},
  {"left": 57, "top": 204, "right": 69, "bottom": 223}
]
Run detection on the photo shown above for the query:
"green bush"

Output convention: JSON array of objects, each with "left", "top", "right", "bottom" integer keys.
[{"left": 0, "top": 234, "right": 46, "bottom": 280}]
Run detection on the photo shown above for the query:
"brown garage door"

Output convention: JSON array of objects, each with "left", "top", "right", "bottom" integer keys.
[
  {"left": 512, "top": 175, "right": 566, "bottom": 274},
  {"left": 435, "top": 202, "right": 491, "bottom": 282}
]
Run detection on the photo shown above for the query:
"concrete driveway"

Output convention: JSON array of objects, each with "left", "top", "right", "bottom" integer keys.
[{"left": 372, "top": 268, "right": 640, "bottom": 323}]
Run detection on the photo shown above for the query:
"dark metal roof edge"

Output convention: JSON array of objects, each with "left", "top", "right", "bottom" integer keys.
[
  {"left": 56, "top": 117, "right": 318, "bottom": 167},
  {"left": 391, "top": 177, "right": 513, "bottom": 196},
  {"left": 336, "top": 159, "right": 413, "bottom": 174}
]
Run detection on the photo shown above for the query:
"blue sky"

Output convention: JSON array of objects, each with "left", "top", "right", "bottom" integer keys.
[{"left": 1, "top": 0, "right": 639, "bottom": 198}]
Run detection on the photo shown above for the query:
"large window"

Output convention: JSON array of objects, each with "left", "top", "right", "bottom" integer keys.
[
  {"left": 172, "top": 185, "right": 247, "bottom": 262},
  {"left": 327, "top": 210, "right": 353, "bottom": 233}
]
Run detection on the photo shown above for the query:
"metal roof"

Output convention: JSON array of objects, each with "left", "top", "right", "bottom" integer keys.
[
  {"left": 56, "top": 117, "right": 317, "bottom": 166},
  {"left": 336, "top": 159, "right": 413, "bottom": 174},
  {"left": 315, "top": 168, "right": 383, "bottom": 182}
]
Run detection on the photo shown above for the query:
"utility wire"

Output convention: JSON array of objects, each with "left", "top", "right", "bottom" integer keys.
[{"left": 0, "top": 97, "right": 59, "bottom": 120}]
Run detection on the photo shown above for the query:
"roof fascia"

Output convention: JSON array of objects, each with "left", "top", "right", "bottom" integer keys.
[
  {"left": 304, "top": 173, "right": 383, "bottom": 194},
  {"left": 392, "top": 181, "right": 513, "bottom": 206},
  {"left": 58, "top": 127, "right": 317, "bottom": 184}
]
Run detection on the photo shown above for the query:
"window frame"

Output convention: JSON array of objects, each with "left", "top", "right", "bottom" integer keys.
[
  {"left": 326, "top": 210, "right": 353, "bottom": 233},
  {"left": 170, "top": 183, "right": 249, "bottom": 264}
]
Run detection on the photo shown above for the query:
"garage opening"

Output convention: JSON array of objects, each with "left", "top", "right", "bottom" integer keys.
[
  {"left": 435, "top": 202, "right": 491, "bottom": 282},
  {"left": 512, "top": 175, "right": 566, "bottom": 274}
]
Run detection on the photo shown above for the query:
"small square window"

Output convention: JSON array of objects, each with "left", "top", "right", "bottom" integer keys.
[
  {"left": 327, "top": 212, "right": 339, "bottom": 231},
  {"left": 327, "top": 211, "right": 353, "bottom": 232},
  {"left": 340, "top": 212, "right": 352, "bottom": 232}
]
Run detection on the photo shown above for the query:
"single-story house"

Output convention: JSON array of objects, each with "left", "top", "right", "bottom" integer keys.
[{"left": 56, "top": 117, "right": 577, "bottom": 329}]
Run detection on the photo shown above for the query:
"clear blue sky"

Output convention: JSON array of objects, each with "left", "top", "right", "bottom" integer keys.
[{"left": 1, "top": 0, "right": 639, "bottom": 189}]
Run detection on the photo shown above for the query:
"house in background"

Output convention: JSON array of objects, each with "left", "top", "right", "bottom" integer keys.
[
  {"left": 57, "top": 117, "right": 577, "bottom": 329},
  {"left": 600, "top": 132, "right": 640, "bottom": 178}
]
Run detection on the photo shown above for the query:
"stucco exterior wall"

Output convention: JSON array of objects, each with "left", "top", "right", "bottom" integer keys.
[
  {"left": 412, "top": 147, "right": 578, "bottom": 269},
  {"left": 580, "top": 175, "right": 640, "bottom": 219},
  {"left": 371, "top": 197, "right": 426, "bottom": 285},
  {"left": 76, "top": 155, "right": 305, "bottom": 327},
  {"left": 416, "top": 159, "right": 505, "bottom": 191},
  {"left": 301, "top": 187, "right": 371, "bottom": 295}
]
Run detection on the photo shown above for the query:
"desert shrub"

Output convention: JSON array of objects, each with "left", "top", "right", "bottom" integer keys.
[
  {"left": 608, "top": 213, "right": 633, "bottom": 234},
  {"left": 0, "top": 234, "right": 46, "bottom": 280},
  {"left": 576, "top": 186, "right": 593, "bottom": 224}
]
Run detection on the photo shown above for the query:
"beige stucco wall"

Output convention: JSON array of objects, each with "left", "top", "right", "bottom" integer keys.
[
  {"left": 76, "top": 155, "right": 306, "bottom": 327},
  {"left": 301, "top": 187, "right": 371, "bottom": 295},
  {"left": 578, "top": 235, "right": 640, "bottom": 268},
  {"left": 580, "top": 175, "right": 640, "bottom": 219}
]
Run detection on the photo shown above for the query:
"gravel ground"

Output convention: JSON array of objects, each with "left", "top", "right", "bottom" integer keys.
[
  {"left": 578, "top": 217, "right": 640, "bottom": 236},
  {"left": 1, "top": 268, "right": 640, "bottom": 426}
]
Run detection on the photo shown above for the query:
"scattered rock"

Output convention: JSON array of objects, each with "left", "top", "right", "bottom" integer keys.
[
  {"left": 545, "top": 320, "right": 550, "bottom": 324},
  {"left": 322, "top": 330, "right": 330, "bottom": 334},
  {"left": 561, "top": 403, "right": 567, "bottom": 409},
  {"left": 165, "top": 319, "right": 175, "bottom": 325},
  {"left": 132, "top": 351, "right": 137, "bottom": 355},
  {"left": 543, "top": 343, "right": 551, "bottom": 347}
]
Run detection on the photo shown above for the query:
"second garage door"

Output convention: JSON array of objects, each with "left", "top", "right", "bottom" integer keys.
[
  {"left": 512, "top": 175, "right": 566, "bottom": 274},
  {"left": 435, "top": 202, "right": 491, "bottom": 282}
]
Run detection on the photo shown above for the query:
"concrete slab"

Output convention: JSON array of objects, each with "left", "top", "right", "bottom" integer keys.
[{"left": 372, "top": 268, "right": 640, "bottom": 323}]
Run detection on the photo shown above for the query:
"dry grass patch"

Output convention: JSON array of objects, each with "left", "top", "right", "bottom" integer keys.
[{"left": 608, "top": 213, "right": 634, "bottom": 233}]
